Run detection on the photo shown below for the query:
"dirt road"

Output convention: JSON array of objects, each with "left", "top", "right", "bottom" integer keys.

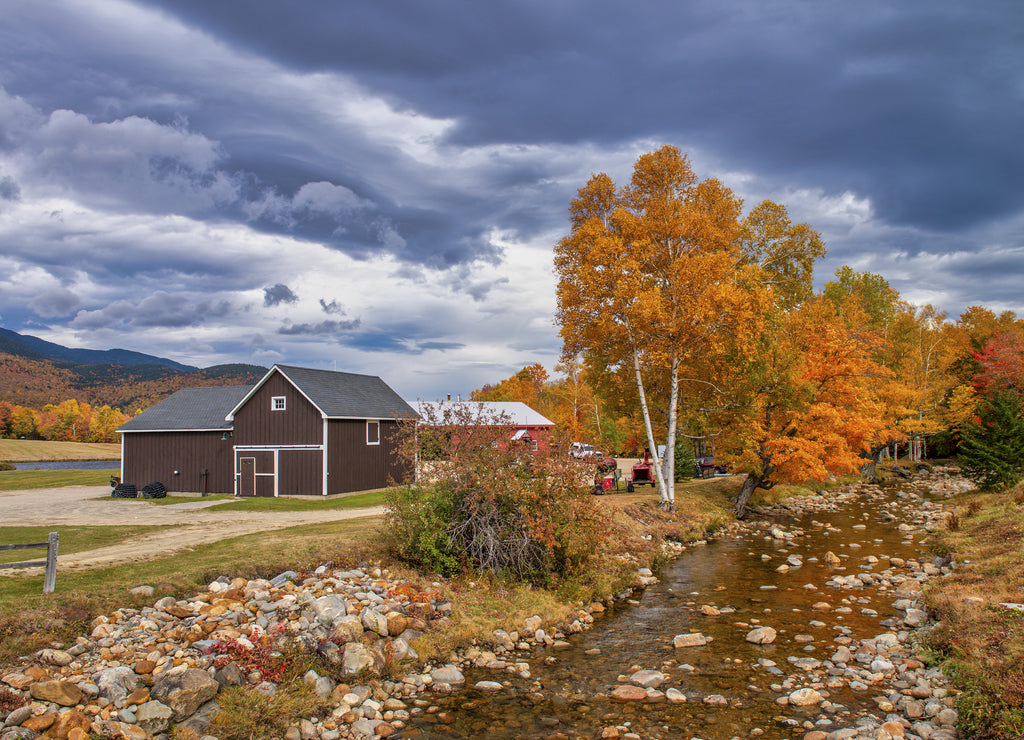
[{"left": 0, "top": 486, "right": 384, "bottom": 575}]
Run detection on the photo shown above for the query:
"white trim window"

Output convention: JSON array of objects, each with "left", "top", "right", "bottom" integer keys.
[
  {"left": 271, "top": 396, "right": 287, "bottom": 411},
  {"left": 366, "top": 420, "right": 380, "bottom": 445}
]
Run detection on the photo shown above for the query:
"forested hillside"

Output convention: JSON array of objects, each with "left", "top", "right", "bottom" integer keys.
[{"left": 0, "top": 353, "right": 265, "bottom": 412}]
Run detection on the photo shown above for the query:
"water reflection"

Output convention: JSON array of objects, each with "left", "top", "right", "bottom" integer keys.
[{"left": 405, "top": 486, "right": 930, "bottom": 739}]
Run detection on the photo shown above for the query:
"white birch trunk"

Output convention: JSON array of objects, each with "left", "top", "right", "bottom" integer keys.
[
  {"left": 660, "top": 355, "right": 680, "bottom": 510},
  {"left": 631, "top": 343, "right": 670, "bottom": 507}
]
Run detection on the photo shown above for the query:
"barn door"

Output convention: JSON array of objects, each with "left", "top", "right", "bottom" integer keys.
[{"left": 239, "top": 457, "right": 255, "bottom": 497}]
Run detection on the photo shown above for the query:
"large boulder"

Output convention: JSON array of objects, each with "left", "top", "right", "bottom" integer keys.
[
  {"left": 360, "top": 608, "right": 390, "bottom": 637},
  {"left": 341, "top": 643, "right": 385, "bottom": 678},
  {"left": 135, "top": 700, "right": 174, "bottom": 734},
  {"left": 150, "top": 669, "right": 220, "bottom": 721},
  {"left": 95, "top": 666, "right": 141, "bottom": 702},
  {"left": 29, "top": 680, "right": 84, "bottom": 706},
  {"left": 311, "top": 596, "right": 349, "bottom": 627}
]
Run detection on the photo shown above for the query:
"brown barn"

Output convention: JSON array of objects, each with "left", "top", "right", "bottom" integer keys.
[{"left": 117, "top": 365, "right": 417, "bottom": 496}]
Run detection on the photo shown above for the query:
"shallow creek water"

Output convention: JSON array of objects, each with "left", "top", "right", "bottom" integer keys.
[{"left": 403, "top": 484, "right": 937, "bottom": 739}]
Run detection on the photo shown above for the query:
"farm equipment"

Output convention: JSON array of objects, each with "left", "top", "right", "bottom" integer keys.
[
  {"left": 591, "top": 457, "right": 620, "bottom": 494},
  {"left": 695, "top": 456, "right": 729, "bottom": 478},
  {"left": 627, "top": 450, "right": 658, "bottom": 492}
]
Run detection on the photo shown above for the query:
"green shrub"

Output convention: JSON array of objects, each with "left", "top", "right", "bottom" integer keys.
[
  {"left": 959, "top": 391, "right": 1024, "bottom": 489},
  {"left": 381, "top": 484, "right": 461, "bottom": 576},
  {"left": 383, "top": 402, "right": 608, "bottom": 584}
]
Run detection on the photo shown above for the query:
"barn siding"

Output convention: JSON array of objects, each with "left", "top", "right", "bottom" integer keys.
[
  {"left": 233, "top": 372, "right": 323, "bottom": 446},
  {"left": 326, "top": 419, "right": 409, "bottom": 494},
  {"left": 122, "top": 431, "right": 234, "bottom": 494},
  {"left": 279, "top": 449, "right": 323, "bottom": 495}
]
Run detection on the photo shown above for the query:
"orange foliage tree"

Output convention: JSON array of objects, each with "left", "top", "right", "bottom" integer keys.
[
  {"left": 555, "top": 146, "right": 757, "bottom": 510},
  {"left": 555, "top": 145, "right": 824, "bottom": 510},
  {"left": 718, "top": 295, "right": 887, "bottom": 518}
]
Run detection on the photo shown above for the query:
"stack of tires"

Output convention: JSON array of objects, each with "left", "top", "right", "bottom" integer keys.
[
  {"left": 111, "top": 483, "right": 137, "bottom": 498},
  {"left": 141, "top": 482, "right": 167, "bottom": 499}
]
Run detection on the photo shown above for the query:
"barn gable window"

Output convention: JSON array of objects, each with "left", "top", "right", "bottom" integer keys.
[
  {"left": 366, "top": 420, "right": 380, "bottom": 445},
  {"left": 272, "top": 396, "right": 286, "bottom": 411}
]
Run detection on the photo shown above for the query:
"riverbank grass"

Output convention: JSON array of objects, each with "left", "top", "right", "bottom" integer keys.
[{"left": 925, "top": 481, "right": 1024, "bottom": 737}]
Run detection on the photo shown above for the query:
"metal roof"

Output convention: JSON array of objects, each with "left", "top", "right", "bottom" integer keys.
[
  {"left": 230, "top": 365, "right": 418, "bottom": 420},
  {"left": 410, "top": 400, "right": 555, "bottom": 427},
  {"left": 117, "top": 386, "right": 250, "bottom": 432}
]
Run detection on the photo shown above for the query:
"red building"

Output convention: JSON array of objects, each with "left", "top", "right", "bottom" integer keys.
[{"left": 410, "top": 400, "right": 555, "bottom": 453}]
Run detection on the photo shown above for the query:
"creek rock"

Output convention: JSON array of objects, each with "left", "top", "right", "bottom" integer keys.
[
  {"left": 745, "top": 626, "right": 777, "bottom": 644},
  {"left": 610, "top": 685, "right": 647, "bottom": 701},
  {"left": 430, "top": 665, "right": 465, "bottom": 686},
  {"left": 629, "top": 670, "right": 666, "bottom": 688},
  {"left": 788, "top": 687, "right": 823, "bottom": 706},
  {"left": 673, "top": 632, "right": 708, "bottom": 647},
  {"left": 150, "top": 669, "right": 220, "bottom": 721}
]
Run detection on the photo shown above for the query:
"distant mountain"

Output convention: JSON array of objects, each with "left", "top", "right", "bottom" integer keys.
[
  {"left": 0, "top": 328, "right": 266, "bottom": 411},
  {"left": 0, "top": 328, "right": 196, "bottom": 371}
]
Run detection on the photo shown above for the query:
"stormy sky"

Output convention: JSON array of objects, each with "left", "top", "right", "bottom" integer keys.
[{"left": 1, "top": 1, "right": 1021, "bottom": 398}]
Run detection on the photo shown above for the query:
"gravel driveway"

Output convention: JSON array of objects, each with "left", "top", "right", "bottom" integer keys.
[{"left": 0, "top": 486, "right": 384, "bottom": 575}]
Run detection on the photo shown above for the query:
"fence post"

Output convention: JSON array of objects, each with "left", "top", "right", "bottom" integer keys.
[{"left": 43, "top": 531, "right": 59, "bottom": 594}]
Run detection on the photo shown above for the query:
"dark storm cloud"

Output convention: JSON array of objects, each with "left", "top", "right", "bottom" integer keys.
[
  {"left": 277, "top": 319, "right": 361, "bottom": 336},
  {"left": 0, "top": 0, "right": 1021, "bottom": 390},
  {"left": 142, "top": 0, "right": 1024, "bottom": 235},
  {"left": 0, "top": 176, "right": 19, "bottom": 201},
  {"left": 70, "top": 293, "right": 233, "bottom": 330},
  {"left": 263, "top": 284, "right": 298, "bottom": 307}
]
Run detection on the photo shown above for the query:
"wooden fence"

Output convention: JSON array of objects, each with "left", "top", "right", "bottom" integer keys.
[{"left": 0, "top": 532, "right": 59, "bottom": 593}]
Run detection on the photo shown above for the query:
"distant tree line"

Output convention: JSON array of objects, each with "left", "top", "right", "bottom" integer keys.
[{"left": 0, "top": 399, "right": 127, "bottom": 443}]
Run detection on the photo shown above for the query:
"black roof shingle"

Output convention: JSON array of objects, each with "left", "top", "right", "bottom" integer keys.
[
  {"left": 118, "top": 386, "right": 250, "bottom": 432},
  {"left": 270, "top": 365, "right": 417, "bottom": 420}
]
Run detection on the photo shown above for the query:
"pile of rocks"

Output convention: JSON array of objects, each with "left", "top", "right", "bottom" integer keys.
[{"left": 1, "top": 558, "right": 661, "bottom": 740}]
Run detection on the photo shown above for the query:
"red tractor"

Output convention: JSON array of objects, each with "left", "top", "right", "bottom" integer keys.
[
  {"left": 591, "top": 457, "right": 620, "bottom": 495},
  {"left": 626, "top": 450, "right": 658, "bottom": 492}
]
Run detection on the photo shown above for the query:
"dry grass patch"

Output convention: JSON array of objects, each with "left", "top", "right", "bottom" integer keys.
[
  {"left": 0, "top": 439, "right": 120, "bottom": 462},
  {"left": 925, "top": 482, "right": 1024, "bottom": 737}
]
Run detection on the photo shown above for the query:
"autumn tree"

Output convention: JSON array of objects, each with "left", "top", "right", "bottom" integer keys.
[
  {"left": 555, "top": 146, "right": 753, "bottom": 510},
  {"left": 720, "top": 295, "right": 886, "bottom": 518}
]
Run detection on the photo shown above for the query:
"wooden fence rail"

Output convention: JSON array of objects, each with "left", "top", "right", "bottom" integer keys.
[{"left": 0, "top": 531, "right": 59, "bottom": 593}]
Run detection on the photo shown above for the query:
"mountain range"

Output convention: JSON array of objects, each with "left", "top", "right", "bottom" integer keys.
[{"left": 0, "top": 328, "right": 266, "bottom": 411}]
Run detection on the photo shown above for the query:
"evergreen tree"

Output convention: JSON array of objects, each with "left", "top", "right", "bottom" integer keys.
[{"left": 958, "top": 391, "right": 1024, "bottom": 489}]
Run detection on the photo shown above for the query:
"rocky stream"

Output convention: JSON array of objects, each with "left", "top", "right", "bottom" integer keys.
[{"left": 0, "top": 468, "right": 972, "bottom": 740}]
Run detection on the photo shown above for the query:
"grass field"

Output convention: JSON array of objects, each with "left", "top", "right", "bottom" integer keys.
[
  {"left": 0, "top": 525, "right": 174, "bottom": 565},
  {"left": 0, "top": 439, "right": 120, "bottom": 462},
  {"left": 0, "top": 468, "right": 117, "bottom": 491},
  {"left": 93, "top": 490, "right": 387, "bottom": 510}
]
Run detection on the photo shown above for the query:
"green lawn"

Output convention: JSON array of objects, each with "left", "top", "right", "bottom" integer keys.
[
  {"left": 0, "top": 525, "right": 173, "bottom": 565},
  {"left": 91, "top": 490, "right": 388, "bottom": 511},
  {"left": 0, "top": 468, "right": 117, "bottom": 491}
]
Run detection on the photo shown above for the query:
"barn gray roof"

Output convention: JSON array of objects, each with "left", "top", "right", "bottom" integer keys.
[
  {"left": 117, "top": 386, "right": 250, "bottom": 432},
  {"left": 239, "top": 365, "right": 418, "bottom": 420}
]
